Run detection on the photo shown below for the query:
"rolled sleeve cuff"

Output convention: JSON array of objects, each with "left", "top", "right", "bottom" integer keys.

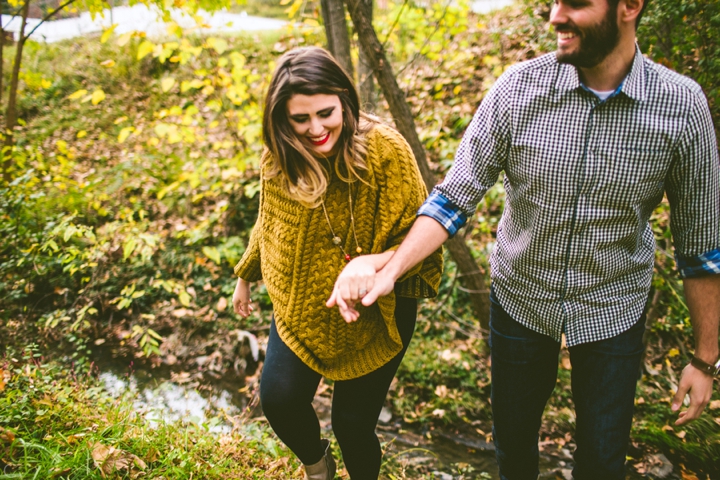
[
  {"left": 417, "top": 192, "right": 468, "bottom": 237},
  {"left": 676, "top": 248, "right": 720, "bottom": 279}
]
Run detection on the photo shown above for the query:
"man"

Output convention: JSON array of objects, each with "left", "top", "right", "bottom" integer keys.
[{"left": 329, "top": 0, "right": 720, "bottom": 478}]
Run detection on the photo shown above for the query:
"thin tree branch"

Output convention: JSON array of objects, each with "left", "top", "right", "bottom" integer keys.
[
  {"left": 379, "top": 0, "right": 407, "bottom": 50},
  {"left": 23, "top": 0, "right": 78, "bottom": 41}
]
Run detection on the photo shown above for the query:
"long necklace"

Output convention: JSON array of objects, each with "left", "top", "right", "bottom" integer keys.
[{"left": 320, "top": 184, "right": 363, "bottom": 262}]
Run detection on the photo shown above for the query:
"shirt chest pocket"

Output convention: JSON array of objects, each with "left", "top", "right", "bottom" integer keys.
[{"left": 593, "top": 147, "right": 669, "bottom": 202}]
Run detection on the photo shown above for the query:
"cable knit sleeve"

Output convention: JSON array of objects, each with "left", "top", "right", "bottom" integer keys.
[
  {"left": 373, "top": 125, "right": 443, "bottom": 298},
  {"left": 233, "top": 175, "right": 263, "bottom": 281}
]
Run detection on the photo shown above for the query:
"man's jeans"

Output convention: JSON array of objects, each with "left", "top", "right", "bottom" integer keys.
[{"left": 489, "top": 288, "right": 645, "bottom": 480}]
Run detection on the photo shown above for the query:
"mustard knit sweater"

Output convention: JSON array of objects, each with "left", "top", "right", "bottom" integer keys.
[{"left": 234, "top": 124, "right": 443, "bottom": 380}]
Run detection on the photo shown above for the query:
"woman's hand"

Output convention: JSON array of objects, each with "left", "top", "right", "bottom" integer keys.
[
  {"left": 327, "top": 252, "right": 394, "bottom": 323},
  {"left": 232, "top": 277, "right": 253, "bottom": 318}
]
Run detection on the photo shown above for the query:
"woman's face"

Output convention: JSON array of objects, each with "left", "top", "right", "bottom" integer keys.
[{"left": 286, "top": 93, "right": 344, "bottom": 156}]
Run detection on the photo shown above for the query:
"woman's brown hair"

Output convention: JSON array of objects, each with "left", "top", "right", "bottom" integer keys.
[{"left": 262, "top": 46, "right": 374, "bottom": 206}]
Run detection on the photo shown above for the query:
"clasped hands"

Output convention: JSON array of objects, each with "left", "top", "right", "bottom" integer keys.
[{"left": 326, "top": 253, "right": 395, "bottom": 322}]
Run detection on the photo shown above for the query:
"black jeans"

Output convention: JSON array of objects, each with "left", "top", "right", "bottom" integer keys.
[
  {"left": 489, "top": 288, "right": 645, "bottom": 480},
  {"left": 260, "top": 296, "right": 417, "bottom": 480}
]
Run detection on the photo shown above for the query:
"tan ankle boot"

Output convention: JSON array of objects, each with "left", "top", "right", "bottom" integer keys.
[{"left": 303, "top": 439, "right": 336, "bottom": 480}]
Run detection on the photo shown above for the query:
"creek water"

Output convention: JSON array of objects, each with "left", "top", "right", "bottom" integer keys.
[{"left": 96, "top": 361, "right": 585, "bottom": 479}]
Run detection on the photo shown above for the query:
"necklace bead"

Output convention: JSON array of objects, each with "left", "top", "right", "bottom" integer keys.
[{"left": 321, "top": 183, "right": 364, "bottom": 263}]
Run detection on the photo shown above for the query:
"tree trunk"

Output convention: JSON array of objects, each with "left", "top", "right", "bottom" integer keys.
[
  {"left": 343, "top": 0, "right": 490, "bottom": 330},
  {"left": 2, "top": 0, "right": 29, "bottom": 182},
  {"left": 320, "top": 0, "right": 354, "bottom": 79},
  {"left": 357, "top": 0, "right": 376, "bottom": 111},
  {"left": 1, "top": 0, "right": 5, "bottom": 110}
]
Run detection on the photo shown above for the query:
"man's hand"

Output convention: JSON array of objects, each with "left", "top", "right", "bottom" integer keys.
[
  {"left": 358, "top": 268, "right": 396, "bottom": 307},
  {"left": 232, "top": 277, "right": 253, "bottom": 318},
  {"left": 327, "top": 253, "right": 393, "bottom": 323},
  {"left": 676, "top": 275, "right": 720, "bottom": 424},
  {"left": 672, "top": 362, "right": 714, "bottom": 425}
]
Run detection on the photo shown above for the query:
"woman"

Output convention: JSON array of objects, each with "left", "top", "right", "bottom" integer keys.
[{"left": 232, "top": 46, "right": 442, "bottom": 480}]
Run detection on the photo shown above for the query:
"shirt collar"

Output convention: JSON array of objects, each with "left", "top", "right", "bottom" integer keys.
[{"left": 553, "top": 44, "right": 646, "bottom": 102}]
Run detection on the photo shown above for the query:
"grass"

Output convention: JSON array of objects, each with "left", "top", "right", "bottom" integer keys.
[{"left": 0, "top": 347, "right": 302, "bottom": 479}]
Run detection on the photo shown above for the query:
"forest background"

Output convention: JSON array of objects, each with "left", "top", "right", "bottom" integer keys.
[{"left": 0, "top": 0, "right": 719, "bottom": 478}]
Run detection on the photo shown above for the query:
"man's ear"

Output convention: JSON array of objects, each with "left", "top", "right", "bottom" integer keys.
[{"left": 620, "top": 0, "right": 643, "bottom": 26}]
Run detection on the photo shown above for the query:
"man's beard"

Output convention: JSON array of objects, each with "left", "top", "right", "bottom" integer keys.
[{"left": 555, "top": 6, "right": 621, "bottom": 68}]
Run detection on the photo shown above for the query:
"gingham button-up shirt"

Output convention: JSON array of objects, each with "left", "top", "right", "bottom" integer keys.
[{"left": 419, "top": 48, "right": 720, "bottom": 346}]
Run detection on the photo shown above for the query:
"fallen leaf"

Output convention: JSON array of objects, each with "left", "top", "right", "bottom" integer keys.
[
  {"left": 216, "top": 297, "right": 228, "bottom": 312},
  {"left": 561, "top": 356, "right": 572, "bottom": 370},
  {"left": 90, "top": 441, "right": 146, "bottom": 477},
  {"left": 0, "top": 426, "right": 16, "bottom": 443},
  {"left": 708, "top": 400, "right": 720, "bottom": 410}
]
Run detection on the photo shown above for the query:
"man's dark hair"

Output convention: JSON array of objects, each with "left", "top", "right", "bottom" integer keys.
[{"left": 607, "top": 0, "right": 650, "bottom": 28}]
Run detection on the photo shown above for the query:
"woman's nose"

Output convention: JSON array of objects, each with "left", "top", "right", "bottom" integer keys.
[{"left": 308, "top": 117, "right": 323, "bottom": 135}]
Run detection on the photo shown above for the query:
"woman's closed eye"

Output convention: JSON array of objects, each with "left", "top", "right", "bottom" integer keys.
[{"left": 289, "top": 107, "right": 335, "bottom": 123}]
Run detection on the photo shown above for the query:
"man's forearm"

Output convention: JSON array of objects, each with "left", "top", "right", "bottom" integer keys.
[
  {"left": 382, "top": 216, "right": 449, "bottom": 282},
  {"left": 683, "top": 274, "right": 720, "bottom": 363}
]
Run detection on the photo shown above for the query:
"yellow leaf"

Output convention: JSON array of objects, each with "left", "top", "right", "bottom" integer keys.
[
  {"left": 114, "top": 116, "right": 128, "bottom": 125},
  {"left": 117, "top": 127, "right": 134, "bottom": 143},
  {"left": 280, "top": 0, "right": 291, "bottom": 5},
  {"left": 41, "top": 79, "right": 52, "bottom": 89},
  {"left": 136, "top": 40, "right": 155, "bottom": 60},
  {"left": 160, "top": 77, "right": 176, "bottom": 92},
  {"left": 100, "top": 24, "right": 117, "bottom": 43},
  {"left": 91, "top": 89, "right": 106, "bottom": 105},
  {"left": 100, "top": 59, "right": 116, "bottom": 67},
  {"left": 285, "top": 0, "right": 302, "bottom": 19},
  {"left": 116, "top": 32, "right": 133, "bottom": 47},
  {"left": 76, "top": 130, "right": 87, "bottom": 139},
  {"left": 178, "top": 291, "right": 191, "bottom": 307},
  {"left": 667, "top": 348, "right": 679, "bottom": 357},
  {"left": 56, "top": 140, "right": 68, "bottom": 154},
  {"left": 68, "top": 89, "right": 88, "bottom": 100},
  {"left": 154, "top": 123, "right": 171, "bottom": 137},
  {"left": 207, "top": 37, "right": 228, "bottom": 55}
]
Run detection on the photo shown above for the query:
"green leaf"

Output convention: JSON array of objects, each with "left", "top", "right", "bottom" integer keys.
[
  {"left": 63, "top": 225, "right": 77, "bottom": 242},
  {"left": 202, "top": 246, "right": 222, "bottom": 264},
  {"left": 137, "top": 40, "right": 155, "bottom": 60},
  {"left": 161, "top": 77, "right": 176, "bottom": 92},
  {"left": 123, "top": 238, "right": 137, "bottom": 260},
  {"left": 178, "top": 291, "right": 191, "bottom": 307},
  {"left": 207, "top": 37, "right": 228, "bottom": 55}
]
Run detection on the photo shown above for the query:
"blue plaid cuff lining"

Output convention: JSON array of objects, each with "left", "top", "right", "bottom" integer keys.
[
  {"left": 417, "top": 192, "right": 468, "bottom": 237},
  {"left": 676, "top": 248, "right": 720, "bottom": 278}
]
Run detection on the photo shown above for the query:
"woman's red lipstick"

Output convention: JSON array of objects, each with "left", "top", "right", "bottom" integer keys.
[{"left": 310, "top": 133, "right": 330, "bottom": 146}]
